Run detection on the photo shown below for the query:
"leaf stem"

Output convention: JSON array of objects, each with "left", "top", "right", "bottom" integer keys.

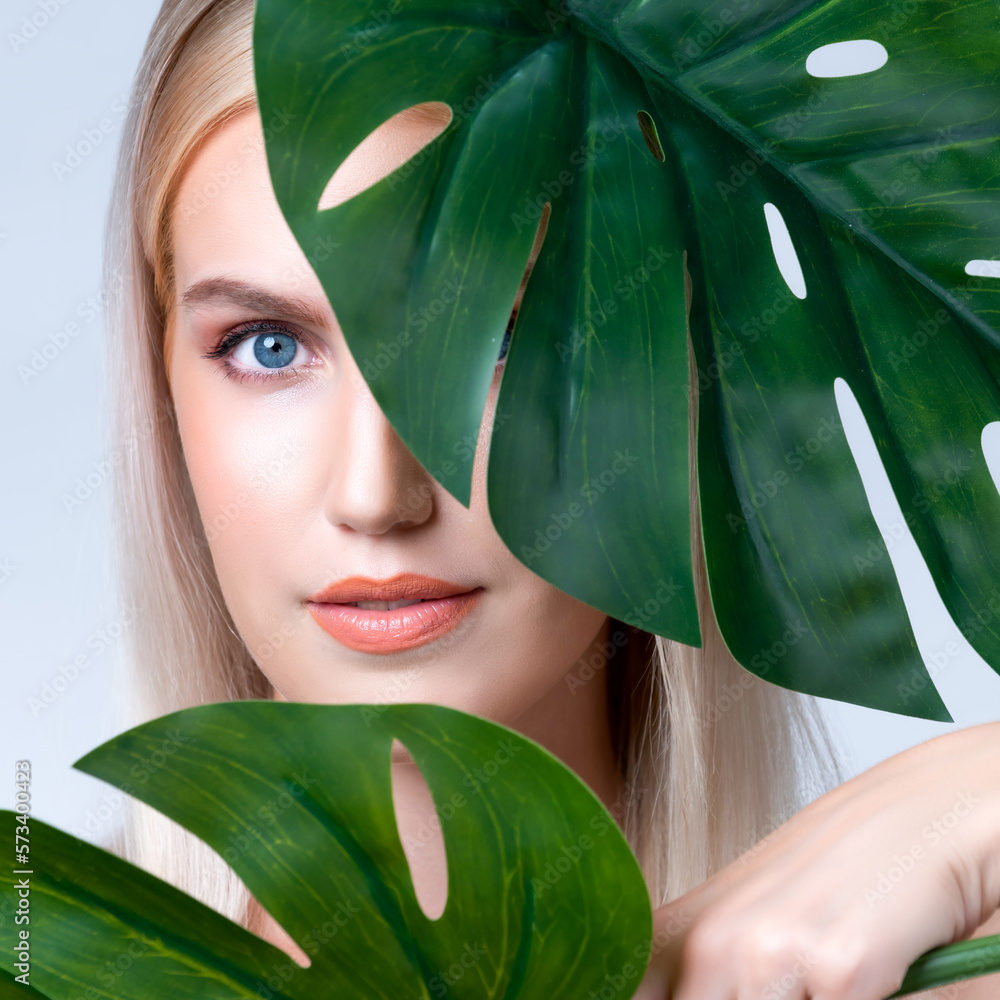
[{"left": 887, "top": 933, "right": 1000, "bottom": 997}]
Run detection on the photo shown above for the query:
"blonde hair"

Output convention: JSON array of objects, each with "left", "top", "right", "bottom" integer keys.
[{"left": 105, "top": 0, "right": 845, "bottom": 931}]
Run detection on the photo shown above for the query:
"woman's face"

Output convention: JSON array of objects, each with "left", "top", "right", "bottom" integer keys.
[{"left": 163, "top": 107, "right": 610, "bottom": 731}]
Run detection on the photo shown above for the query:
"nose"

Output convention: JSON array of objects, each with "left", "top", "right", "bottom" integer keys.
[{"left": 323, "top": 355, "right": 436, "bottom": 534}]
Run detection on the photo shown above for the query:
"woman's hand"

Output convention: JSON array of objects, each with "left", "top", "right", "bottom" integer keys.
[{"left": 633, "top": 721, "right": 1000, "bottom": 1000}]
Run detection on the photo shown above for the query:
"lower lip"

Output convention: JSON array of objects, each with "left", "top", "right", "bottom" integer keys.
[{"left": 307, "top": 589, "right": 483, "bottom": 653}]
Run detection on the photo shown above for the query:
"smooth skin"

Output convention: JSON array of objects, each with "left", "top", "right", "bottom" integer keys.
[{"left": 164, "top": 106, "right": 1000, "bottom": 999}]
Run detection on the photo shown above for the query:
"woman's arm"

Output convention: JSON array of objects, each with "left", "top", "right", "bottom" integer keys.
[{"left": 635, "top": 721, "right": 1000, "bottom": 1000}]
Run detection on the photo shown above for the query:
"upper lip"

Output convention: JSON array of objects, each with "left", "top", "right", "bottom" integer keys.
[{"left": 307, "top": 573, "right": 477, "bottom": 604}]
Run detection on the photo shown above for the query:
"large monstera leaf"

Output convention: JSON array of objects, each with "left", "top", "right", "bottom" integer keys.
[
  {"left": 253, "top": 0, "right": 1000, "bottom": 719},
  {"left": 0, "top": 702, "right": 653, "bottom": 998}
]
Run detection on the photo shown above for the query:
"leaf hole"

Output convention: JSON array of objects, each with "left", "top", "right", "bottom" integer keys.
[
  {"left": 763, "top": 203, "right": 807, "bottom": 300},
  {"left": 982, "top": 423, "right": 1000, "bottom": 497},
  {"left": 805, "top": 40, "right": 888, "bottom": 78},
  {"left": 834, "top": 375, "right": 961, "bottom": 720},
  {"left": 317, "top": 102, "right": 453, "bottom": 212},
  {"left": 637, "top": 110, "right": 665, "bottom": 162},
  {"left": 965, "top": 260, "right": 1000, "bottom": 279},
  {"left": 390, "top": 738, "right": 448, "bottom": 920},
  {"left": 247, "top": 896, "right": 312, "bottom": 968}
]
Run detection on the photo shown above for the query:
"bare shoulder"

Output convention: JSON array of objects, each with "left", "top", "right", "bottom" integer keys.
[{"left": 904, "top": 909, "right": 1000, "bottom": 1000}]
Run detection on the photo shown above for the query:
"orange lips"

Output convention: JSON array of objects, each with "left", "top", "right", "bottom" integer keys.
[{"left": 306, "top": 573, "right": 482, "bottom": 653}]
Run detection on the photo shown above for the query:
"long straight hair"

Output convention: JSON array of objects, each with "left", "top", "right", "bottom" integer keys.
[{"left": 104, "top": 0, "right": 845, "bottom": 928}]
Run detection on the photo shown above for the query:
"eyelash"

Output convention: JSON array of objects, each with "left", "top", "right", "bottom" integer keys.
[
  {"left": 201, "top": 321, "right": 313, "bottom": 385},
  {"left": 202, "top": 310, "right": 517, "bottom": 385}
]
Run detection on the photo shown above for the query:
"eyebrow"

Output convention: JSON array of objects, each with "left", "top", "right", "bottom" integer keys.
[{"left": 180, "top": 277, "right": 333, "bottom": 329}]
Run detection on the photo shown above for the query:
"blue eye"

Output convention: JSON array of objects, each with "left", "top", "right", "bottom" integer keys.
[
  {"left": 246, "top": 331, "right": 298, "bottom": 368},
  {"left": 203, "top": 322, "right": 312, "bottom": 384}
]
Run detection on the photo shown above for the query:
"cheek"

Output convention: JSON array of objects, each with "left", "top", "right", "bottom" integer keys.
[
  {"left": 518, "top": 589, "right": 607, "bottom": 666},
  {"left": 172, "top": 373, "right": 317, "bottom": 599}
]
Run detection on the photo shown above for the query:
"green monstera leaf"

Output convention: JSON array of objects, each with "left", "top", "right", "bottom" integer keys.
[
  {"left": 252, "top": 0, "right": 1000, "bottom": 720},
  {"left": 0, "top": 702, "right": 654, "bottom": 999},
  {"left": 5, "top": 704, "right": 1000, "bottom": 999}
]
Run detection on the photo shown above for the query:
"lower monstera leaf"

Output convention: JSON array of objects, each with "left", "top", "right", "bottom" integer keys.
[
  {"left": 0, "top": 701, "right": 654, "bottom": 999},
  {"left": 3, "top": 701, "right": 1000, "bottom": 999}
]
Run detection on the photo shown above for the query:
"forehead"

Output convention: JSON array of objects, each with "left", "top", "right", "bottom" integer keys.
[{"left": 171, "top": 104, "right": 452, "bottom": 284}]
